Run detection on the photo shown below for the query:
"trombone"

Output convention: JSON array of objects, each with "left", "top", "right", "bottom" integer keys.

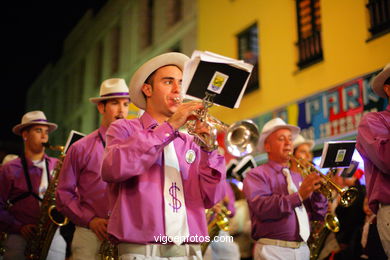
[{"left": 289, "top": 153, "right": 358, "bottom": 208}]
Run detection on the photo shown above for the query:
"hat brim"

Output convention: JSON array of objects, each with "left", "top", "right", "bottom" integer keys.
[
  {"left": 12, "top": 122, "right": 58, "bottom": 136},
  {"left": 129, "top": 52, "right": 189, "bottom": 110},
  {"left": 89, "top": 95, "right": 130, "bottom": 104},
  {"left": 257, "top": 125, "right": 300, "bottom": 154},
  {"left": 372, "top": 64, "right": 390, "bottom": 98},
  {"left": 293, "top": 139, "right": 315, "bottom": 150}
]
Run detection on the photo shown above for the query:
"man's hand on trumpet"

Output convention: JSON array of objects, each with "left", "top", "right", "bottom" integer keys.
[
  {"left": 298, "top": 173, "right": 322, "bottom": 200},
  {"left": 167, "top": 100, "right": 203, "bottom": 130}
]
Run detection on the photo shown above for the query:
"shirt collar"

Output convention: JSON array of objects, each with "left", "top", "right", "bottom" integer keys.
[
  {"left": 140, "top": 112, "right": 159, "bottom": 130},
  {"left": 268, "top": 159, "right": 288, "bottom": 174},
  {"left": 98, "top": 125, "right": 108, "bottom": 137}
]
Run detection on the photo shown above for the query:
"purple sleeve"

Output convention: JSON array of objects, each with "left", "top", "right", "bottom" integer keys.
[
  {"left": 0, "top": 164, "right": 23, "bottom": 233},
  {"left": 243, "top": 168, "right": 302, "bottom": 221},
  {"left": 356, "top": 113, "right": 390, "bottom": 174},
  {"left": 101, "top": 120, "right": 176, "bottom": 183},
  {"left": 56, "top": 145, "right": 95, "bottom": 227},
  {"left": 225, "top": 182, "right": 236, "bottom": 217},
  {"left": 305, "top": 191, "right": 328, "bottom": 221},
  {"left": 197, "top": 149, "right": 227, "bottom": 208}
]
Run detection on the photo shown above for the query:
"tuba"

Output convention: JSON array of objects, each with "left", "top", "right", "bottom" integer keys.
[
  {"left": 25, "top": 143, "right": 69, "bottom": 260},
  {"left": 201, "top": 204, "right": 231, "bottom": 255},
  {"left": 178, "top": 94, "right": 259, "bottom": 157},
  {"left": 289, "top": 154, "right": 358, "bottom": 207}
]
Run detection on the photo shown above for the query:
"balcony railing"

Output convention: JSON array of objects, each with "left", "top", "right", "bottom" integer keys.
[
  {"left": 367, "top": 0, "right": 390, "bottom": 36},
  {"left": 297, "top": 31, "right": 323, "bottom": 69}
]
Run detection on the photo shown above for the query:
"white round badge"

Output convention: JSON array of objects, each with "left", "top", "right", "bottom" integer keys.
[{"left": 185, "top": 149, "right": 196, "bottom": 164}]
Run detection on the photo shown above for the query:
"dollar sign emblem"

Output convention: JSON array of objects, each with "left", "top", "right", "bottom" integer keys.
[{"left": 169, "top": 182, "right": 182, "bottom": 213}]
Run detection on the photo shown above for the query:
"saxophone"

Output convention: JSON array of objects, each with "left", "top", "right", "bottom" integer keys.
[
  {"left": 25, "top": 143, "right": 69, "bottom": 260},
  {"left": 99, "top": 239, "right": 118, "bottom": 260},
  {"left": 308, "top": 213, "right": 340, "bottom": 260},
  {"left": 201, "top": 204, "right": 231, "bottom": 255}
]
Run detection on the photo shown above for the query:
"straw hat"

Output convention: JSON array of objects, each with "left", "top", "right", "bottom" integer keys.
[
  {"left": 89, "top": 78, "right": 130, "bottom": 104},
  {"left": 257, "top": 117, "right": 300, "bottom": 153},
  {"left": 372, "top": 63, "right": 390, "bottom": 98},
  {"left": 129, "top": 52, "right": 189, "bottom": 110},
  {"left": 293, "top": 134, "right": 315, "bottom": 150},
  {"left": 12, "top": 111, "right": 57, "bottom": 135}
]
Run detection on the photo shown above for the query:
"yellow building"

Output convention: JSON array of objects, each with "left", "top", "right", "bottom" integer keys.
[{"left": 197, "top": 0, "right": 390, "bottom": 152}]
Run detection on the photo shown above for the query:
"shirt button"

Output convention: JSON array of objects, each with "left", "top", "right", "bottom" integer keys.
[{"left": 165, "top": 133, "right": 170, "bottom": 137}]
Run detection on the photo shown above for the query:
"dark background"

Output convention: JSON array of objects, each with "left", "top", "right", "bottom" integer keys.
[{"left": 0, "top": 0, "right": 107, "bottom": 161}]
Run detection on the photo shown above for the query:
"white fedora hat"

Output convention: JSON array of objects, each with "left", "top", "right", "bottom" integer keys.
[
  {"left": 89, "top": 78, "right": 130, "bottom": 104},
  {"left": 257, "top": 117, "right": 300, "bottom": 154},
  {"left": 12, "top": 111, "right": 58, "bottom": 135},
  {"left": 129, "top": 52, "right": 189, "bottom": 110},
  {"left": 372, "top": 63, "right": 390, "bottom": 99},
  {"left": 293, "top": 134, "right": 315, "bottom": 150}
]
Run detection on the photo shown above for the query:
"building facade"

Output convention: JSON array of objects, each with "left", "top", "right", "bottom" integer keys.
[
  {"left": 198, "top": 0, "right": 390, "bottom": 160},
  {"left": 26, "top": 0, "right": 197, "bottom": 144}
]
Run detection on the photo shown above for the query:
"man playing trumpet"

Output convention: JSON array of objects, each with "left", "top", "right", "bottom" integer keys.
[
  {"left": 101, "top": 52, "right": 226, "bottom": 260},
  {"left": 243, "top": 118, "right": 327, "bottom": 260}
]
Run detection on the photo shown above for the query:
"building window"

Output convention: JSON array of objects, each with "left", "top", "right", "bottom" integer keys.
[
  {"left": 367, "top": 0, "right": 390, "bottom": 37},
  {"left": 296, "top": 0, "right": 323, "bottom": 69},
  {"left": 111, "top": 25, "right": 121, "bottom": 74},
  {"left": 96, "top": 41, "right": 103, "bottom": 89},
  {"left": 78, "top": 60, "right": 85, "bottom": 104},
  {"left": 167, "top": 0, "right": 182, "bottom": 26},
  {"left": 237, "top": 23, "right": 259, "bottom": 94},
  {"left": 140, "top": 0, "right": 154, "bottom": 48}
]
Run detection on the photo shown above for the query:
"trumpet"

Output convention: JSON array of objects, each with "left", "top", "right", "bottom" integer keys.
[
  {"left": 174, "top": 96, "right": 259, "bottom": 157},
  {"left": 289, "top": 153, "right": 358, "bottom": 207}
]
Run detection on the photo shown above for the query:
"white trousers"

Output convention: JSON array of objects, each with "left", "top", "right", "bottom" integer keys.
[
  {"left": 71, "top": 226, "right": 101, "bottom": 260},
  {"left": 254, "top": 242, "right": 309, "bottom": 260},
  {"left": 3, "top": 229, "right": 66, "bottom": 260},
  {"left": 119, "top": 244, "right": 202, "bottom": 260},
  {"left": 377, "top": 204, "right": 390, "bottom": 258}
]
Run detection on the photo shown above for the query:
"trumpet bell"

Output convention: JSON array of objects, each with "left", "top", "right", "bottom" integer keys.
[
  {"left": 339, "top": 186, "right": 359, "bottom": 207},
  {"left": 225, "top": 120, "right": 260, "bottom": 158}
]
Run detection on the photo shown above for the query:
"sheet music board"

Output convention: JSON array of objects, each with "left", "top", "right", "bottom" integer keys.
[
  {"left": 340, "top": 160, "right": 360, "bottom": 178},
  {"left": 319, "top": 141, "right": 356, "bottom": 168},
  {"left": 182, "top": 50, "right": 253, "bottom": 108},
  {"left": 64, "top": 130, "right": 86, "bottom": 154},
  {"left": 232, "top": 155, "right": 257, "bottom": 181}
]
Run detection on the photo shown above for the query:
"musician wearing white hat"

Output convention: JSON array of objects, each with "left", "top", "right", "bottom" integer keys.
[
  {"left": 56, "top": 78, "right": 130, "bottom": 259},
  {"left": 357, "top": 63, "right": 390, "bottom": 258},
  {"left": 0, "top": 111, "right": 66, "bottom": 260},
  {"left": 243, "top": 118, "right": 327, "bottom": 260},
  {"left": 289, "top": 134, "right": 315, "bottom": 174},
  {"left": 101, "top": 52, "right": 226, "bottom": 260}
]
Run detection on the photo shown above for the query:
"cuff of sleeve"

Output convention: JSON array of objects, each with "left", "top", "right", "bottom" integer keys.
[
  {"left": 290, "top": 192, "right": 303, "bottom": 207},
  {"left": 83, "top": 211, "right": 96, "bottom": 228},
  {"left": 153, "top": 122, "right": 177, "bottom": 143},
  {"left": 311, "top": 191, "right": 327, "bottom": 202}
]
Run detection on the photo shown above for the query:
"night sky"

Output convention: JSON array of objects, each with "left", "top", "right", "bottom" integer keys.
[{"left": 1, "top": 0, "right": 107, "bottom": 158}]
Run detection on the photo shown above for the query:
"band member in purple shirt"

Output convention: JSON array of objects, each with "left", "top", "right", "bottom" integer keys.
[
  {"left": 56, "top": 78, "right": 130, "bottom": 259},
  {"left": 243, "top": 118, "right": 327, "bottom": 260},
  {"left": 101, "top": 52, "right": 226, "bottom": 260},
  {"left": 0, "top": 111, "right": 66, "bottom": 260},
  {"left": 357, "top": 63, "right": 390, "bottom": 258}
]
